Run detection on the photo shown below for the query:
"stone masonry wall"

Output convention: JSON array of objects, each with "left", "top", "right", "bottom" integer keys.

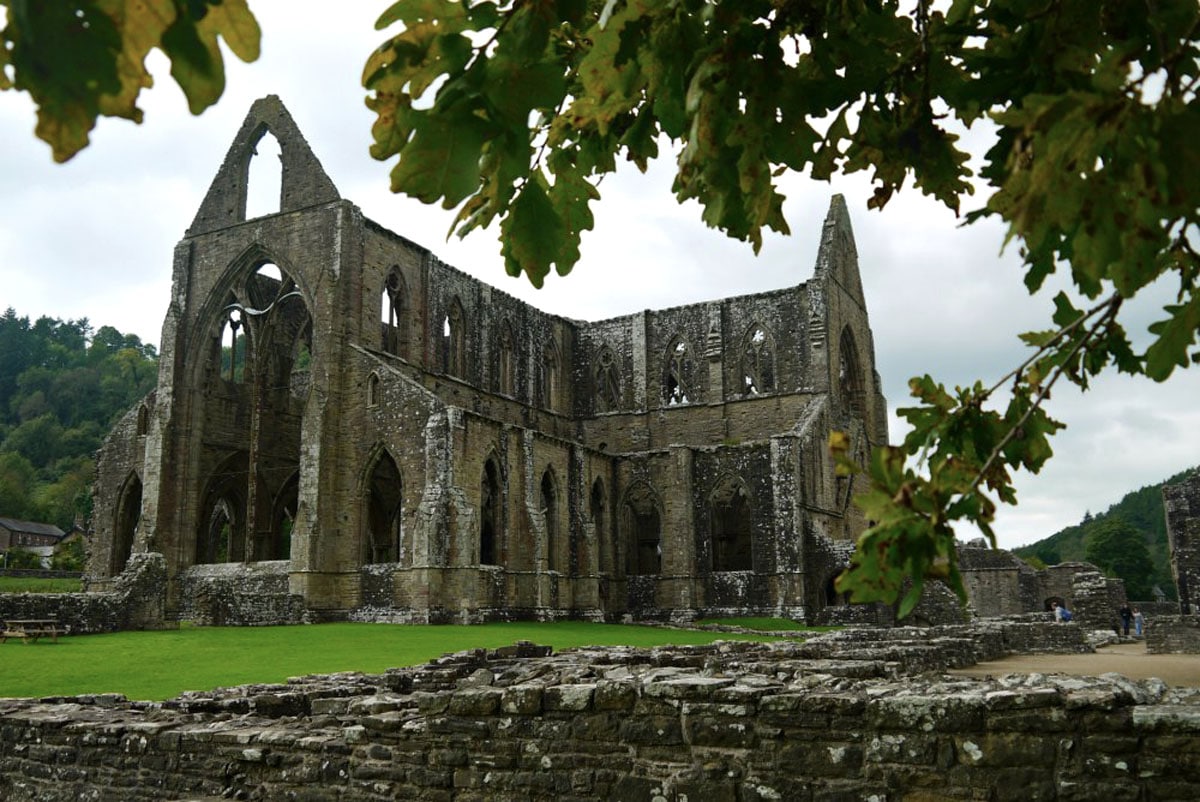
[
  {"left": 0, "top": 553, "right": 167, "bottom": 634},
  {"left": 1147, "top": 615, "right": 1200, "bottom": 654},
  {"left": 4, "top": 624, "right": 1185, "bottom": 801},
  {"left": 1165, "top": 473, "right": 1200, "bottom": 613}
]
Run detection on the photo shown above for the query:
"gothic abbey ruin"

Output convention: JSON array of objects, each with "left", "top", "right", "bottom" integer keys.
[{"left": 86, "top": 96, "right": 889, "bottom": 625}]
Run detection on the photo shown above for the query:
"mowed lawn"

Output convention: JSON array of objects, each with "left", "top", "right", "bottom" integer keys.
[{"left": 0, "top": 621, "right": 785, "bottom": 701}]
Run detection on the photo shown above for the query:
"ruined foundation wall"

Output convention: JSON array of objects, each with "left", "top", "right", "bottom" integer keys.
[
  {"left": 0, "top": 553, "right": 167, "bottom": 634},
  {"left": 2, "top": 630, "right": 1196, "bottom": 802},
  {"left": 1147, "top": 615, "right": 1200, "bottom": 654}
]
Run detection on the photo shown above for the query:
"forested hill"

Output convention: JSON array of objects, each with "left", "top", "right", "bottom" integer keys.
[
  {"left": 0, "top": 308, "right": 158, "bottom": 530},
  {"left": 1013, "top": 466, "right": 1199, "bottom": 601}
]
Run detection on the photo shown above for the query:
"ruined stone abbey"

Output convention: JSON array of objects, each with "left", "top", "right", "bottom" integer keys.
[{"left": 86, "top": 96, "right": 889, "bottom": 624}]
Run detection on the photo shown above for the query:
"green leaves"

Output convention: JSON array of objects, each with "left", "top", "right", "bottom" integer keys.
[{"left": 1, "top": 0, "right": 261, "bottom": 162}]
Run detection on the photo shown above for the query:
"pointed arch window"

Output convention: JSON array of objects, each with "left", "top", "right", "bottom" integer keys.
[
  {"left": 443, "top": 298, "right": 466, "bottom": 377},
  {"left": 539, "top": 340, "right": 561, "bottom": 412},
  {"left": 380, "top": 268, "right": 406, "bottom": 356},
  {"left": 497, "top": 321, "right": 516, "bottom": 396},
  {"left": 664, "top": 336, "right": 695, "bottom": 406},
  {"left": 710, "top": 476, "right": 753, "bottom": 571},
  {"left": 245, "top": 129, "right": 281, "bottom": 220},
  {"left": 367, "top": 372, "right": 381, "bottom": 407},
  {"left": 838, "top": 327, "right": 865, "bottom": 419},
  {"left": 365, "top": 449, "right": 403, "bottom": 564},
  {"left": 623, "top": 483, "right": 661, "bottom": 575},
  {"left": 591, "top": 478, "right": 610, "bottom": 573},
  {"left": 540, "top": 468, "right": 559, "bottom": 571},
  {"left": 480, "top": 458, "right": 501, "bottom": 565},
  {"left": 594, "top": 347, "right": 620, "bottom": 412},
  {"left": 741, "top": 325, "right": 776, "bottom": 396},
  {"left": 219, "top": 305, "right": 245, "bottom": 382},
  {"left": 113, "top": 473, "right": 142, "bottom": 575}
]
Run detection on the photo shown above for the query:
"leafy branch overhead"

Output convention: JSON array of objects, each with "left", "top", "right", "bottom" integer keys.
[
  {"left": 365, "top": 0, "right": 1200, "bottom": 615},
  {"left": 0, "top": 0, "right": 261, "bottom": 162}
]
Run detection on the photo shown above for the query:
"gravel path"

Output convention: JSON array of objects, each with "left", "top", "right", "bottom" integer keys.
[{"left": 950, "top": 641, "right": 1200, "bottom": 687}]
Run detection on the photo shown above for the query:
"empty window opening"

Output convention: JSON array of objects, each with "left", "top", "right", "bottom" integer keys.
[
  {"left": 480, "top": 458, "right": 501, "bottom": 565},
  {"left": 539, "top": 341, "right": 560, "bottom": 411},
  {"left": 245, "top": 130, "right": 282, "bottom": 220},
  {"left": 710, "top": 477, "right": 753, "bottom": 571},
  {"left": 380, "top": 269, "right": 405, "bottom": 356},
  {"left": 220, "top": 307, "right": 246, "bottom": 382},
  {"left": 136, "top": 405, "right": 150, "bottom": 436},
  {"left": 741, "top": 325, "right": 776, "bottom": 396},
  {"left": 541, "top": 468, "right": 558, "bottom": 571},
  {"left": 365, "top": 450, "right": 403, "bottom": 564},
  {"left": 594, "top": 347, "right": 620, "bottom": 412},
  {"left": 664, "top": 337, "right": 693, "bottom": 406},
  {"left": 591, "top": 478, "right": 609, "bottom": 573},
  {"left": 497, "top": 322, "right": 516, "bottom": 396},
  {"left": 623, "top": 483, "right": 662, "bottom": 576},
  {"left": 367, "top": 373, "right": 380, "bottom": 407},
  {"left": 444, "top": 298, "right": 466, "bottom": 376},
  {"left": 838, "top": 327, "right": 865, "bottom": 419},
  {"left": 261, "top": 473, "right": 298, "bottom": 561},
  {"left": 112, "top": 473, "right": 142, "bottom": 575},
  {"left": 202, "top": 498, "right": 239, "bottom": 564}
]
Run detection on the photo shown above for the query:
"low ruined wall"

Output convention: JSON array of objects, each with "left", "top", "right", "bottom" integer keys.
[
  {"left": 0, "top": 553, "right": 166, "bottom": 634},
  {"left": 1147, "top": 615, "right": 1200, "bottom": 654},
  {"left": 1, "top": 631, "right": 1197, "bottom": 802},
  {"left": 177, "top": 561, "right": 305, "bottom": 626}
]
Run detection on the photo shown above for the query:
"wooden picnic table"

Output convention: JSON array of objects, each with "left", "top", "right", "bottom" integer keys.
[{"left": 0, "top": 618, "right": 66, "bottom": 644}]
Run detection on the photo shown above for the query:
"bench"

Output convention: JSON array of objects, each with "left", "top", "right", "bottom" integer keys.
[{"left": 0, "top": 619, "right": 66, "bottom": 644}]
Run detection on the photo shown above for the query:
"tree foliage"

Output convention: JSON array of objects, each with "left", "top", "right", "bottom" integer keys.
[
  {"left": 1085, "top": 516, "right": 1156, "bottom": 601},
  {"left": 0, "top": 0, "right": 261, "bottom": 162},
  {"left": 364, "top": 0, "right": 1200, "bottom": 617},
  {"left": 0, "top": 309, "right": 157, "bottom": 529}
]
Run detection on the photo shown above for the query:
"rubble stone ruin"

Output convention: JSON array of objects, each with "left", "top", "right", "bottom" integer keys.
[{"left": 87, "top": 95, "right": 891, "bottom": 625}]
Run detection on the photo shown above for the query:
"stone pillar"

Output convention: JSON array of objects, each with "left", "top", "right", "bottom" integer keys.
[{"left": 1165, "top": 474, "right": 1200, "bottom": 614}]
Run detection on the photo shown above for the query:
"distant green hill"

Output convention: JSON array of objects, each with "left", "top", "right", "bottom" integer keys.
[{"left": 1013, "top": 466, "right": 1198, "bottom": 600}]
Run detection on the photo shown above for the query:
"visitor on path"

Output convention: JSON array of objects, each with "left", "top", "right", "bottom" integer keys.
[
  {"left": 1134, "top": 608, "right": 1145, "bottom": 638},
  {"left": 1120, "top": 603, "right": 1133, "bottom": 636}
]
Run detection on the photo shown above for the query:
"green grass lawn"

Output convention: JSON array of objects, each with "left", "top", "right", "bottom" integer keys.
[
  {"left": 0, "top": 576, "right": 82, "bottom": 593},
  {"left": 0, "top": 621, "right": 787, "bottom": 702}
]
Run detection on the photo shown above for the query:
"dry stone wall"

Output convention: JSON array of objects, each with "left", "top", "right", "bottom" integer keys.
[{"left": 5, "top": 623, "right": 1194, "bottom": 801}]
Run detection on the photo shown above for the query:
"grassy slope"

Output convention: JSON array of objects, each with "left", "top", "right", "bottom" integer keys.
[{"left": 0, "top": 622, "right": 788, "bottom": 702}]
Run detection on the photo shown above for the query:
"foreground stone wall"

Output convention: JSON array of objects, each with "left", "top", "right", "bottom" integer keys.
[
  {"left": 5, "top": 623, "right": 1190, "bottom": 801},
  {"left": 0, "top": 553, "right": 166, "bottom": 634},
  {"left": 1147, "top": 615, "right": 1200, "bottom": 654}
]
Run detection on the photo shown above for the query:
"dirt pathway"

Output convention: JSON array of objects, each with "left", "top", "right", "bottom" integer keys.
[{"left": 950, "top": 641, "right": 1200, "bottom": 687}]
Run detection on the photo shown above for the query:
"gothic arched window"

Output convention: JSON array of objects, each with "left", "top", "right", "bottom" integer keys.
[
  {"left": 594, "top": 347, "right": 620, "bottom": 412},
  {"left": 741, "top": 325, "right": 776, "bottom": 396},
  {"left": 663, "top": 336, "right": 694, "bottom": 406}
]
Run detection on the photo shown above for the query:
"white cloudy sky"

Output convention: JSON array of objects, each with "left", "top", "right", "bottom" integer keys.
[{"left": 1, "top": 3, "right": 1197, "bottom": 550}]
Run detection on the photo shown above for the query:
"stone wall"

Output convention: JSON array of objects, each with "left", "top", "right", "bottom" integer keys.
[
  {"left": 0, "top": 553, "right": 167, "bottom": 634},
  {"left": 2, "top": 626, "right": 1196, "bottom": 801},
  {"left": 176, "top": 561, "right": 306, "bottom": 626},
  {"left": 1165, "top": 472, "right": 1200, "bottom": 613},
  {"left": 1147, "top": 614, "right": 1200, "bottom": 654}
]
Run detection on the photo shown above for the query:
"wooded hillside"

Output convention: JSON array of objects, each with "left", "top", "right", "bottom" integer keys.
[
  {"left": 0, "top": 308, "right": 158, "bottom": 531},
  {"left": 1014, "top": 467, "right": 1198, "bottom": 601}
]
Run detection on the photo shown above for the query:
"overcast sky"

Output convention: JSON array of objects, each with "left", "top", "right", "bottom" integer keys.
[{"left": 1, "top": 3, "right": 1197, "bottom": 550}]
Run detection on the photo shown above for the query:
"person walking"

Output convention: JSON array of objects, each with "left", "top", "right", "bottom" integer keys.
[
  {"left": 1119, "top": 603, "right": 1132, "bottom": 636},
  {"left": 1134, "top": 607, "right": 1145, "bottom": 638}
]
